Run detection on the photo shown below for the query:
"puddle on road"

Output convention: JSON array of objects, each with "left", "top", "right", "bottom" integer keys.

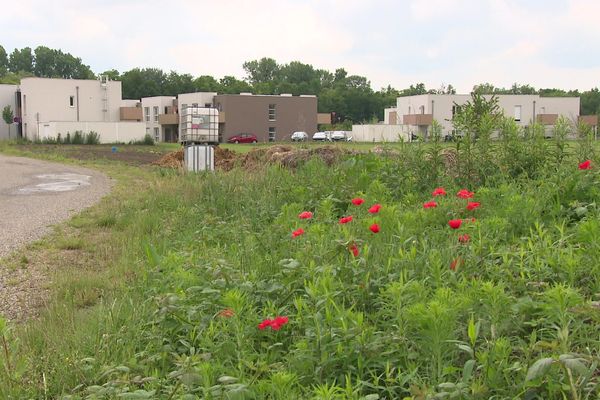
[{"left": 17, "top": 173, "right": 92, "bottom": 194}]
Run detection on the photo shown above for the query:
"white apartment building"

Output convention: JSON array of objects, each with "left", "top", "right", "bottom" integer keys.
[
  {"left": 140, "top": 96, "right": 177, "bottom": 142},
  {"left": 0, "top": 84, "right": 18, "bottom": 140},
  {"left": 385, "top": 94, "right": 586, "bottom": 137},
  {"left": 16, "top": 77, "right": 145, "bottom": 143}
]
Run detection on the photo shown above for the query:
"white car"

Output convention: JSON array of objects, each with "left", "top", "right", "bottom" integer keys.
[
  {"left": 312, "top": 131, "right": 332, "bottom": 141},
  {"left": 291, "top": 131, "right": 308, "bottom": 141},
  {"left": 331, "top": 131, "right": 352, "bottom": 141}
]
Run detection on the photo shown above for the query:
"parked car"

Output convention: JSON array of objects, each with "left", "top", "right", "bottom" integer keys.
[
  {"left": 331, "top": 131, "right": 351, "bottom": 142},
  {"left": 312, "top": 131, "right": 332, "bottom": 141},
  {"left": 227, "top": 134, "right": 258, "bottom": 144},
  {"left": 291, "top": 131, "right": 308, "bottom": 141}
]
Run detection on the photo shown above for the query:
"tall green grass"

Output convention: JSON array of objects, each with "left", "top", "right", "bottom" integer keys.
[{"left": 1, "top": 134, "right": 599, "bottom": 399}]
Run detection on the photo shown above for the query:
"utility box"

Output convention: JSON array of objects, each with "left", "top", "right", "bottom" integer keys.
[{"left": 184, "top": 144, "right": 214, "bottom": 172}]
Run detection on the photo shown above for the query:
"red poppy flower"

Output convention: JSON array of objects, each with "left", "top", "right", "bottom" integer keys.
[
  {"left": 457, "top": 189, "right": 474, "bottom": 199},
  {"left": 458, "top": 234, "right": 470, "bottom": 243},
  {"left": 448, "top": 219, "right": 462, "bottom": 229},
  {"left": 258, "top": 319, "right": 272, "bottom": 330},
  {"left": 369, "top": 223, "right": 380, "bottom": 233},
  {"left": 466, "top": 202, "right": 480, "bottom": 211},
  {"left": 423, "top": 201, "right": 438, "bottom": 209},
  {"left": 349, "top": 243, "right": 359, "bottom": 257},
  {"left": 291, "top": 228, "right": 305, "bottom": 238},
  {"left": 432, "top": 187, "right": 447, "bottom": 196},
  {"left": 218, "top": 308, "right": 235, "bottom": 318},
  {"left": 579, "top": 160, "right": 592, "bottom": 170},
  {"left": 339, "top": 216, "right": 353, "bottom": 224},
  {"left": 450, "top": 258, "right": 462, "bottom": 271},
  {"left": 298, "top": 211, "right": 313, "bottom": 219},
  {"left": 368, "top": 204, "right": 382, "bottom": 214},
  {"left": 262, "top": 316, "right": 289, "bottom": 331},
  {"left": 351, "top": 198, "right": 365, "bottom": 206}
]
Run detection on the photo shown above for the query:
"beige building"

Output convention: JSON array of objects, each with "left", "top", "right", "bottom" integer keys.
[
  {"left": 140, "top": 96, "right": 177, "bottom": 142},
  {"left": 18, "top": 77, "right": 146, "bottom": 143},
  {"left": 385, "top": 94, "right": 589, "bottom": 138},
  {"left": 0, "top": 84, "right": 18, "bottom": 140}
]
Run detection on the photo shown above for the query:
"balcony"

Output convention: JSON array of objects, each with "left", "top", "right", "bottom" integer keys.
[
  {"left": 120, "top": 107, "right": 143, "bottom": 121},
  {"left": 403, "top": 114, "right": 433, "bottom": 126},
  {"left": 158, "top": 113, "right": 179, "bottom": 125},
  {"left": 536, "top": 114, "right": 558, "bottom": 125},
  {"left": 579, "top": 115, "right": 598, "bottom": 126}
]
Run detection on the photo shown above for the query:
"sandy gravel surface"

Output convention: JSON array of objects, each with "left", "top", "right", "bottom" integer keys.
[{"left": 0, "top": 155, "right": 111, "bottom": 320}]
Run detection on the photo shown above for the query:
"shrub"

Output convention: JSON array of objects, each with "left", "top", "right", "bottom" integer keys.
[
  {"left": 84, "top": 131, "right": 101, "bottom": 145},
  {"left": 71, "top": 131, "right": 84, "bottom": 144}
]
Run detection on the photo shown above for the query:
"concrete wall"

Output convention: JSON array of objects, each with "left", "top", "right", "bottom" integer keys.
[
  {"left": 396, "top": 94, "right": 581, "bottom": 136},
  {"left": 351, "top": 124, "right": 410, "bottom": 142},
  {"left": 141, "top": 96, "right": 176, "bottom": 142},
  {"left": 214, "top": 94, "right": 317, "bottom": 142},
  {"left": 39, "top": 121, "right": 146, "bottom": 143},
  {"left": 0, "top": 84, "right": 17, "bottom": 140},
  {"left": 19, "top": 77, "right": 123, "bottom": 140}
]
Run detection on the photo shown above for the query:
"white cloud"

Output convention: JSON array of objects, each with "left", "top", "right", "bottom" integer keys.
[{"left": 0, "top": 0, "right": 598, "bottom": 93}]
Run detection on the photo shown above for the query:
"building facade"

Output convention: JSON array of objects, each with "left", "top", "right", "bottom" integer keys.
[
  {"left": 386, "top": 94, "right": 589, "bottom": 138},
  {"left": 0, "top": 84, "right": 18, "bottom": 140},
  {"left": 18, "top": 77, "right": 145, "bottom": 142},
  {"left": 214, "top": 94, "right": 317, "bottom": 142},
  {"left": 140, "top": 96, "right": 177, "bottom": 142}
]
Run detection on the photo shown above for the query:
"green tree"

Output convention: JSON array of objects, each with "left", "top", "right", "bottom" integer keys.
[
  {"left": 580, "top": 88, "right": 600, "bottom": 116},
  {"left": 193, "top": 75, "right": 221, "bottom": 92},
  {"left": 8, "top": 47, "right": 34, "bottom": 73},
  {"left": 164, "top": 71, "right": 195, "bottom": 96},
  {"left": 121, "top": 68, "right": 167, "bottom": 99},
  {"left": 219, "top": 76, "right": 252, "bottom": 94},
  {"left": 100, "top": 69, "right": 120, "bottom": 81},
  {"left": 0, "top": 45, "right": 8, "bottom": 76},
  {"left": 243, "top": 57, "right": 279, "bottom": 85},
  {"left": 2, "top": 105, "right": 14, "bottom": 139}
]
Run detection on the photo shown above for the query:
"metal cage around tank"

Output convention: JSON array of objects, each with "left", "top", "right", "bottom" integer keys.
[{"left": 179, "top": 106, "right": 219, "bottom": 145}]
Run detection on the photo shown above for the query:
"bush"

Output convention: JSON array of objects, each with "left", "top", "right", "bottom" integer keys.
[
  {"left": 84, "top": 131, "right": 101, "bottom": 145},
  {"left": 71, "top": 131, "right": 84, "bottom": 144},
  {"left": 129, "top": 133, "right": 155, "bottom": 146}
]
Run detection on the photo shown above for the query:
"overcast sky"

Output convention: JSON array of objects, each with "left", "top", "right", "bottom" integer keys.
[{"left": 1, "top": 0, "right": 599, "bottom": 93}]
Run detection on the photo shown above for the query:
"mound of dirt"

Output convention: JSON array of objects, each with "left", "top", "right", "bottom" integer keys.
[
  {"left": 152, "top": 149, "right": 184, "bottom": 168},
  {"left": 153, "top": 145, "right": 352, "bottom": 171}
]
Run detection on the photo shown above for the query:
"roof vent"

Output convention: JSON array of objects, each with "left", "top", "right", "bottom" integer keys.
[
  {"left": 280, "top": 93, "right": 293, "bottom": 97},
  {"left": 240, "top": 92, "right": 253, "bottom": 96}
]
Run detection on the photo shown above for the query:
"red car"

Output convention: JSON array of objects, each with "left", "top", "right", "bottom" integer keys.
[{"left": 227, "top": 134, "right": 258, "bottom": 144}]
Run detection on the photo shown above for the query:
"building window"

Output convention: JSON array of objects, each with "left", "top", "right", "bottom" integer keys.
[
  {"left": 452, "top": 105, "right": 458, "bottom": 118},
  {"left": 268, "top": 127, "right": 276, "bottom": 142},
  {"left": 146, "top": 127, "right": 150, "bottom": 136},
  {"left": 69, "top": 96, "right": 75, "bottom": 107},
  {"left": 164, "top": 106, "right": 168, "bottom": 114},
  {"left": 144, "top": 107, "right": 150, "bottom": 122},
  {"left": 419, "top": 105, "right": 425, "bottom": 114},
  {"left": 154, "top": 127, "right": 160, "bottom": 142},
  {"left": 268, "top": 104, "right": 276, "bottom": 121},
  {"left": 153, "top": 106, "right": 159, "bottom": 122},
  {"left": 514, "top": 105, "right": 522, "bottom": 122}
]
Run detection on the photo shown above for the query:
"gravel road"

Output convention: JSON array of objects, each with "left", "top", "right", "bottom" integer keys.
[{"left": 0, "top": 155, "right": 111, "bottom": 258}]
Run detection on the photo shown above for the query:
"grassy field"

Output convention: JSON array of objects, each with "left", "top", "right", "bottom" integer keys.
[{"left": 0, "top": 136, "right": 599, "bottom": 399}]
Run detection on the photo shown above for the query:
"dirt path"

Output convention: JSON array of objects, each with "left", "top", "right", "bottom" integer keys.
[{"left": 0, "top": 155, "right": 111, "bottom": 320}]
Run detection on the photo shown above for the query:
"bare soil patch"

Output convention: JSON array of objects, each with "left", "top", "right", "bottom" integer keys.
[{"left": 16, "top": 144, "right": 170, "bottom": 165}]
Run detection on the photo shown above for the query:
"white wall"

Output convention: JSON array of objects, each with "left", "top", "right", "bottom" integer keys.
[
  {"left": 0, "top": 84, "right": 17, "bottom": 140},
  {"left": 351, "top": 124, "right": 410, "bottom": 142},
  {"left": 40, "top": 121, "right": 146, "bottom": 143},
  {"left": 19, "top": 77, "right": 122, "bottom": 140}
]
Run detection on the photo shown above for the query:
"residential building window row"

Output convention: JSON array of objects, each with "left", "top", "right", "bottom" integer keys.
[{"left": 268, "top": 104, "right": 276, "bottom": 121}]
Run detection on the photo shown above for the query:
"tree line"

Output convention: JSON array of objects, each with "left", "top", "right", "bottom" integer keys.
[{"left": 1, "top": 46, "right": 599, "bottom": 123}]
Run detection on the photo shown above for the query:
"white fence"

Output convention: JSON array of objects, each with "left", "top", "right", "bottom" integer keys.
[
  {"left": 351, "top": 124, "right": 411, "bottom": 142},
  {"left": 36, "top": 121, "right": 147, "bottom": 143}
]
